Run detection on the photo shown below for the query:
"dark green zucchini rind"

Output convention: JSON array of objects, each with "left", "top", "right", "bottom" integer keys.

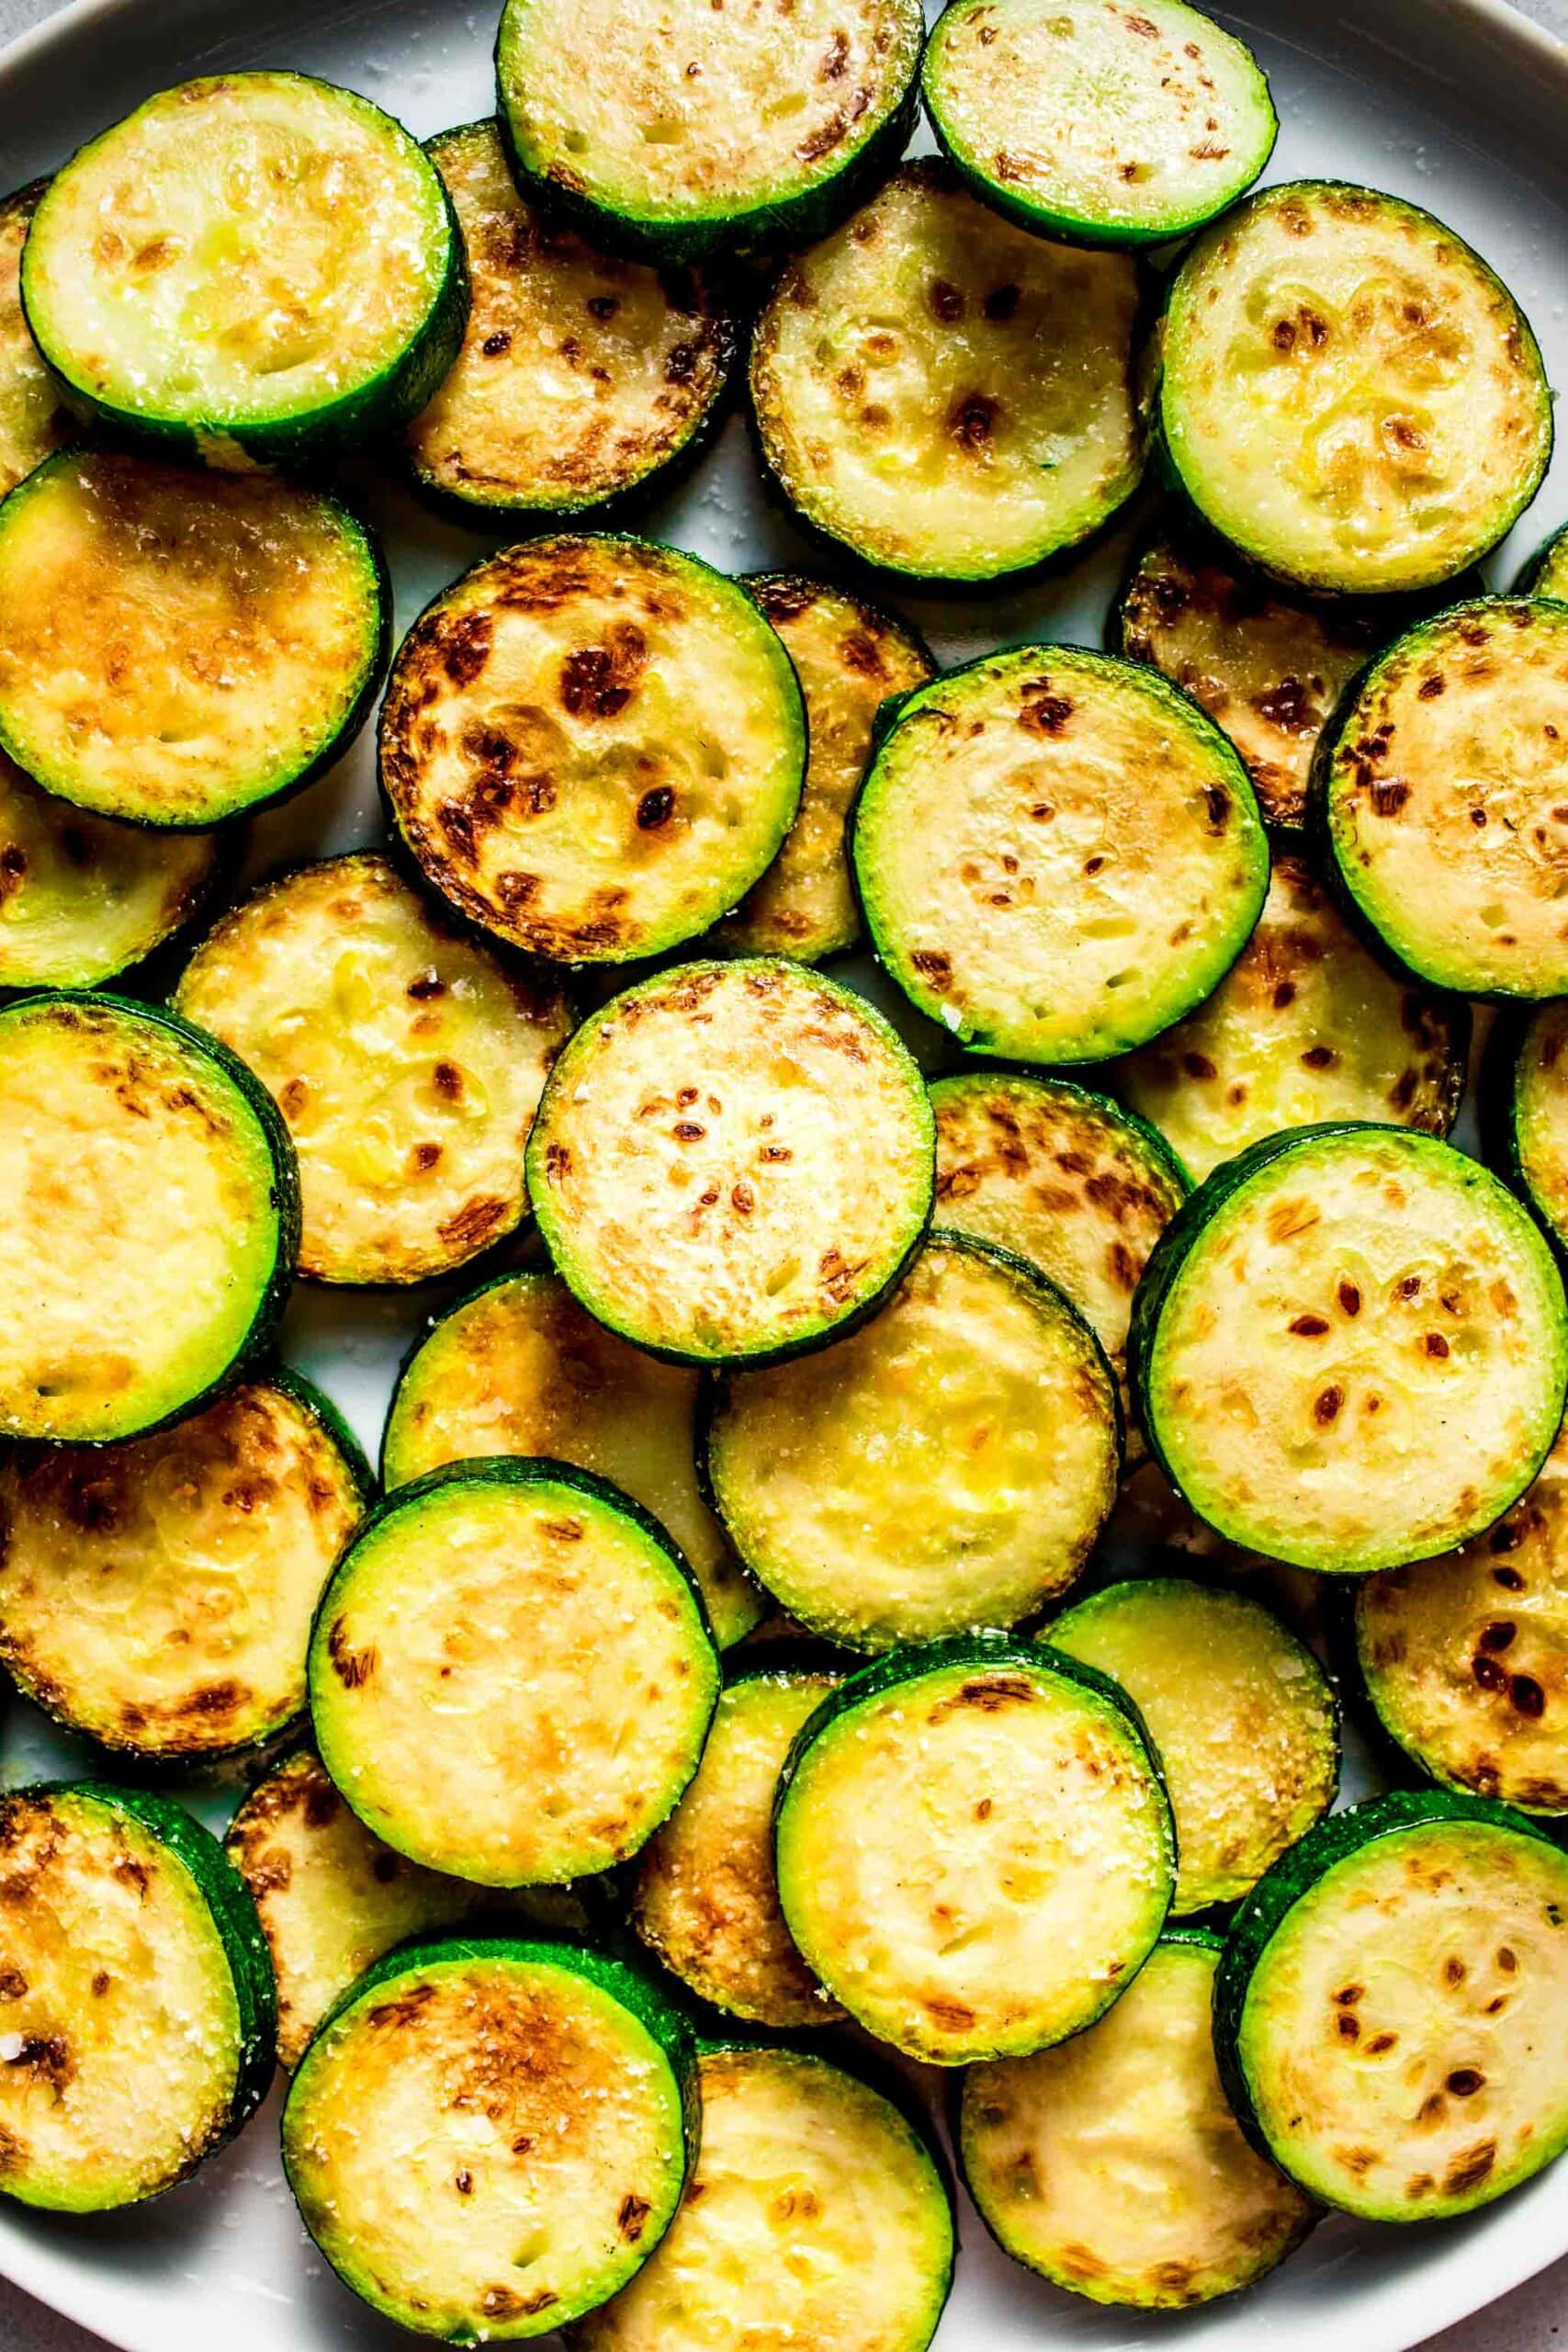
[
  {"left": 21, "top": 73, "right": 467, "bottom": 468},
  {"left": 922, "top": 0, "right": 1276, "bottom": 251},
  {"left": 284, "top": 1934, "right": 697, "bottom": 2340},
  {"left": 1214, "top": 1791, "right": 1568, "bottom": 2221},
  {"left": 1159, "top": 183, "right": 1552, "bottom": 595},
  {"left": 0, "top": 991, "right": 299, "bottom": 1445},
  {"left": 1517, "top": 521, "right": 1568, "bottom": 602},
  {"left": 0, "top": 180, "right": 73, "bottom": 499},
  {"left": 0, "top": 1782, "right": 275, "bottom": 2211},
  {"left": 1484, "top": 1002, "right": 1568, "bottom": 1259}
]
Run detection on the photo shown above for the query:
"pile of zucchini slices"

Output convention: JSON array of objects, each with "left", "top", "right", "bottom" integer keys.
[{"left": 1, "top": 2, "right": 1567, "bottom": 2345}]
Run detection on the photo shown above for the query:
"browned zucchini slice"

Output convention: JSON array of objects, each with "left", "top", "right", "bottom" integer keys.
[{"left": 0, "top": 181, "right": 72, "bottom": 498}]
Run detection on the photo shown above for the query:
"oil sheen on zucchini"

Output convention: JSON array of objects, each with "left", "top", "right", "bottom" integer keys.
[
  {"left": 22, "top": 73, "right": 466, "bottom": 466},
  {"left": 1132, "top": 1125, "right": 1568, "bottom": 1574},
  {"left": 527, "top": 959, "right": 933, "bottom": 1364},
  {"left": 1159, "top": 183, "right": 1551, "bottom": 594},
  {"left": 0, "top": 1374, "right": 368, "bottom": 1766},
  {"left": 0, "top": 182, "right": 72, "bottom": 497},
  {"left": 0, "top": 1784, "right": 274, "bottom": 2211},
  {"left": 1491, "top": 1001, "right": 1568, "bottom": 1252},
  {"left": 0, "top": 450, "right": 387, "bottom": 830},
  {"left": 1215, "top": 1792, "right": 1568, "bottom": 2221},
  {"left": 750, "top": 162, "right": 1146, "bottom": 583},
  {"left": 960, "top": 1931, "right": 1314, "bottom": 2307},
  {"left": 853, "top": 645, "right": 1267, "bottom": 1062},
  {"left": 573, "top": 2042, "right": 954, "bottom": 2351},
  {"left": 774, "top": 1637, "right": 1174, "bottom": 2063},
  {"left": 922, "top": 0, "right": 1276, "bottom": 248},
  {"left": 283, "top": 1938, "right": 696, "bottom": 2338},
  {"left": 1114, "top": 852, "right": 1469, "bottom": 1183},
  {"left": 380, "top": 533, "right": 803, "bottom": 962},
  {"left": 174, "top": 854, "right": 571, "bottom": 1285},
  {"left": 0, "top": 992, "right": 297, "bottom": 1444}
]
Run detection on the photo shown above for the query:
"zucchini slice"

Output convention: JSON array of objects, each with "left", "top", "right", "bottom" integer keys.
[
  {"left": 526, "top": 959, "right": 933, "bottom": 1364},
  {"left": 1518, "top": 521, "right": 1568, "bottom": 601},
  {"left": 495, "top": 0, "right": 923, "bottom": 262},
  {"left": 310, "top": 1458, "right": 720, "bottom": 1884},
  {"left": 1318, "top": 598, "right": 1568, "bottom": 1000},
  {"left": 0, "top": 182, "right": 72, "bottom": 498},
  {"left": 1102, "top": 1460, "right": 1327, "bottom": 1636},
  {"left": 1133, "top": 1125, "right": 1568, "bottom": 1575},
  {"left": 0, "top": 449, "right": 387, "bottom": 830},
  {"left": 1114, "top": 851, "right": 1469, "bottom": 1184},
  {"left": 1159, "top": 182, "right": 1552, "bottom": 595},
  {"left": 0, "top": 1373, "right": 368, "bottom": 1766},
  {"left": 853, "top": 644, "right": 1268, "bottom": 1062},
  {"left": 1490, "top": 1001, "right": 1568, "bottom": 1252},
  {"left": 0, "top": 1783, "right": 274, "bottom": 2211},
  {"left": 409, "top": 121, "right": 733, "bottom": 519},
  {"left": 1215, "top": 1791, "right": 1568, "bottom": 2221},
  {"left": 382, "top": 1268, "right": 761, "bottom": 1648},
  {"left": 628, "top": 1661, "right": 843, "bottom": 2026},
  {"left": 574, "top": 2041, "right": 954, "bottom": 2351},
  {"left": 282, "top": 1937, "right": 696, "bottom": 2338},
  {"left": 0, "top": 992, "right": 298, "bottom": 1444},
  {"left": 173, "top": 854, "right": 570, "bottom": 1286},
  {"left": 773, "top": 1636, "right": 1174, "bottom": 2063},
  {"left": 750, "top": 162, "right": 1146, "bottom": 584},
  {"left": 719, "top": 574, "right": 932, "bottom": 963},
  {"left": 706, "top": 1233, "right": 1120, "bottom": 1648},
  {"left": 1048, "top": 1577, "right": 1339, "bottom": 1912},
  {"left": 21, "top": 72, "right": 466, "bottom": 467},
  {"left": 959, "top": 1931, "right": 1314, "bottom": 2307},
  {"left": 380, "top": 533, "right": 804, "bottom": 963},
  {"left": 922, "top": 0, "right": 1276, "bottom": 249}
]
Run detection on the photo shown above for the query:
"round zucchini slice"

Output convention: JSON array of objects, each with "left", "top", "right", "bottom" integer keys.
[
  {"left": 0, "top": 1373, "right": 368, "bottom": 1766},
  {"left": 283, "top": 1937, "right": 696, "bottom": 2338},
  {"left": 0, "top": 449, "right": 387, "bottom": 830},
  {"left": 1215, "top": 1791, "right": 1568, "bottom": 2221},
  {"left": 0, "top": 992, "right": 297, "bottom": 1444},
  {"left": 310, "top": 1458, "right": 720, "bottom": 1884},
  {"left": 922, "top": 0, "right": 1276, "bottom": 249},
  {"left": 0, "top": 1783, "right": 274, "bottom": 2211},
  {"left": 0, "top": 182, "right": 73, "bottom": 499},
  {"left": 1518, "top": 521, "right": 1568, "bottom": 602},
  {"left": 960, "top": 1930, "right": 1314, "bottom": 2307},
  {"left": 173, "top": 854, "right": 570, "bottom": 1286},
  {"left": 573, "top": 2041, "right": 954, "bottom": 2351},
  {"left": 1318, "top": 598, "right": 1568, "bottom": 1000},
  {"left": 773, "top": 1637, "right": 1174, "bottom": 2063},
  {"left": 380, "top": 533, "right": 803, "bottom": 963},
  {"left": 21, "top": 72, "right": 466, "bottom": 466},
  {"left": 1490, "top": 1000, "right": 1568, "bottom": 1252},
  {"left": 1114, "top": 852, "right": 1469, "bottom": 1184},
  {"left": 409, "top": 121, "right": 733, "bottom": 519},
  {"left": 718, "top": 574, "right": 932, "bottom": 964},
  {"left": 706, "top": 1233, "right": 1121, "bottom": 1649},
  {"left": 495, "top": 0, "right": 923, "bottom": 262},
  {"left": 1159, "top": 182, "right": 1552, "bottom": 595},
  {"left": 526, "top": 959, "right": 933, "bottom": 1365},
  {"left": 1132, "top": 1125, "right": 1568, "bottom": 1575},
  {"left": 628, "top": 1661, "right": 843, "bottom": 2027},
  {"left": 750, "top": 162, "right": 1146, "bottom": 584},
  {"left": 1048, "top": 1577, "right": 1339, "bottom": 1913},
  {"left": 853, "top": 644, "right": 1268, "bottom": 1063}
]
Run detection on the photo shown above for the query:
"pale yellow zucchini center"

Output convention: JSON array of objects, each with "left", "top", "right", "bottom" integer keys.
[{"left": 0, "top": 752, "right": 216, "bottom": 987}]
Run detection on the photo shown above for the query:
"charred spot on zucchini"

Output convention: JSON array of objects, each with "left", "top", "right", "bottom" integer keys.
[
  {"left": 750, "top": 162, "right": 1146, "bottom": 583},
  {"left": 0, "top": 182, "right": 73, "bottom": 498},
  {"left": 0, "top": 992, "right": 297, "bottom": 1444},
  {"left": 1491, "top": 1000, "right": 1568, "bottom": 1253},
  {"left": 853, "top": 644, "right": 1267, "bottom": 1063},
  {"left": 1518, "top": 521, "right": 1568, "bottom": 602}
]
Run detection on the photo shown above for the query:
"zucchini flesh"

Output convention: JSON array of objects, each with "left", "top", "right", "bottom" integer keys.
[
  {"left": 706, "top": 1233, "right": 1120, "bottom": 1648},
  {"left": 1501, "top": 1000, "right": 1568, "bottom": 1248},
  {"left": 750, "top": 162, "right": 1145, "bottom": 582},
  {"left": 1048, "top": 1577, "right": 1338, "bottom": 1912},
  {"left": 310, "top": 1459, "right": 720, "bottom": 1885},
  {"left": 853, "top": 644, "right": 1268, "bottom": 1062},
  {"left": 1519, "top": 522, "right": 1568, "bottom": 601},
  {"left": 0, "top": 993, "right": 297, "bottom": 1444},
  {"left": 773, "top": 1638, "right": 1174, "bottom": 2063},
  {"left": 961, "top": 1936, "right": 1314, "bottom": 2306},
  {"left": 575, "top": 2044, "right": 954, "bottom": 2350},
  {"left": 922, "top": 0, "right": 1276, "bottom": 247},
  {"left": 0, "top": 182, "right": 72, "bottom": 498},
  {"left": 1115, "top": 852, "right": 1469, "bottom": 1183},
  {"left": 380, "top": 534, "right": 804, "bottom": 963},
  {"left": 1160, "top": 183, "right": 1551, "bottom": 594},
  {"left": 174, "top": 854, "right": 570, "bottom": 1285},
  {"left": 0, "top": 450, "right": 387, "bottom": 830}
]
